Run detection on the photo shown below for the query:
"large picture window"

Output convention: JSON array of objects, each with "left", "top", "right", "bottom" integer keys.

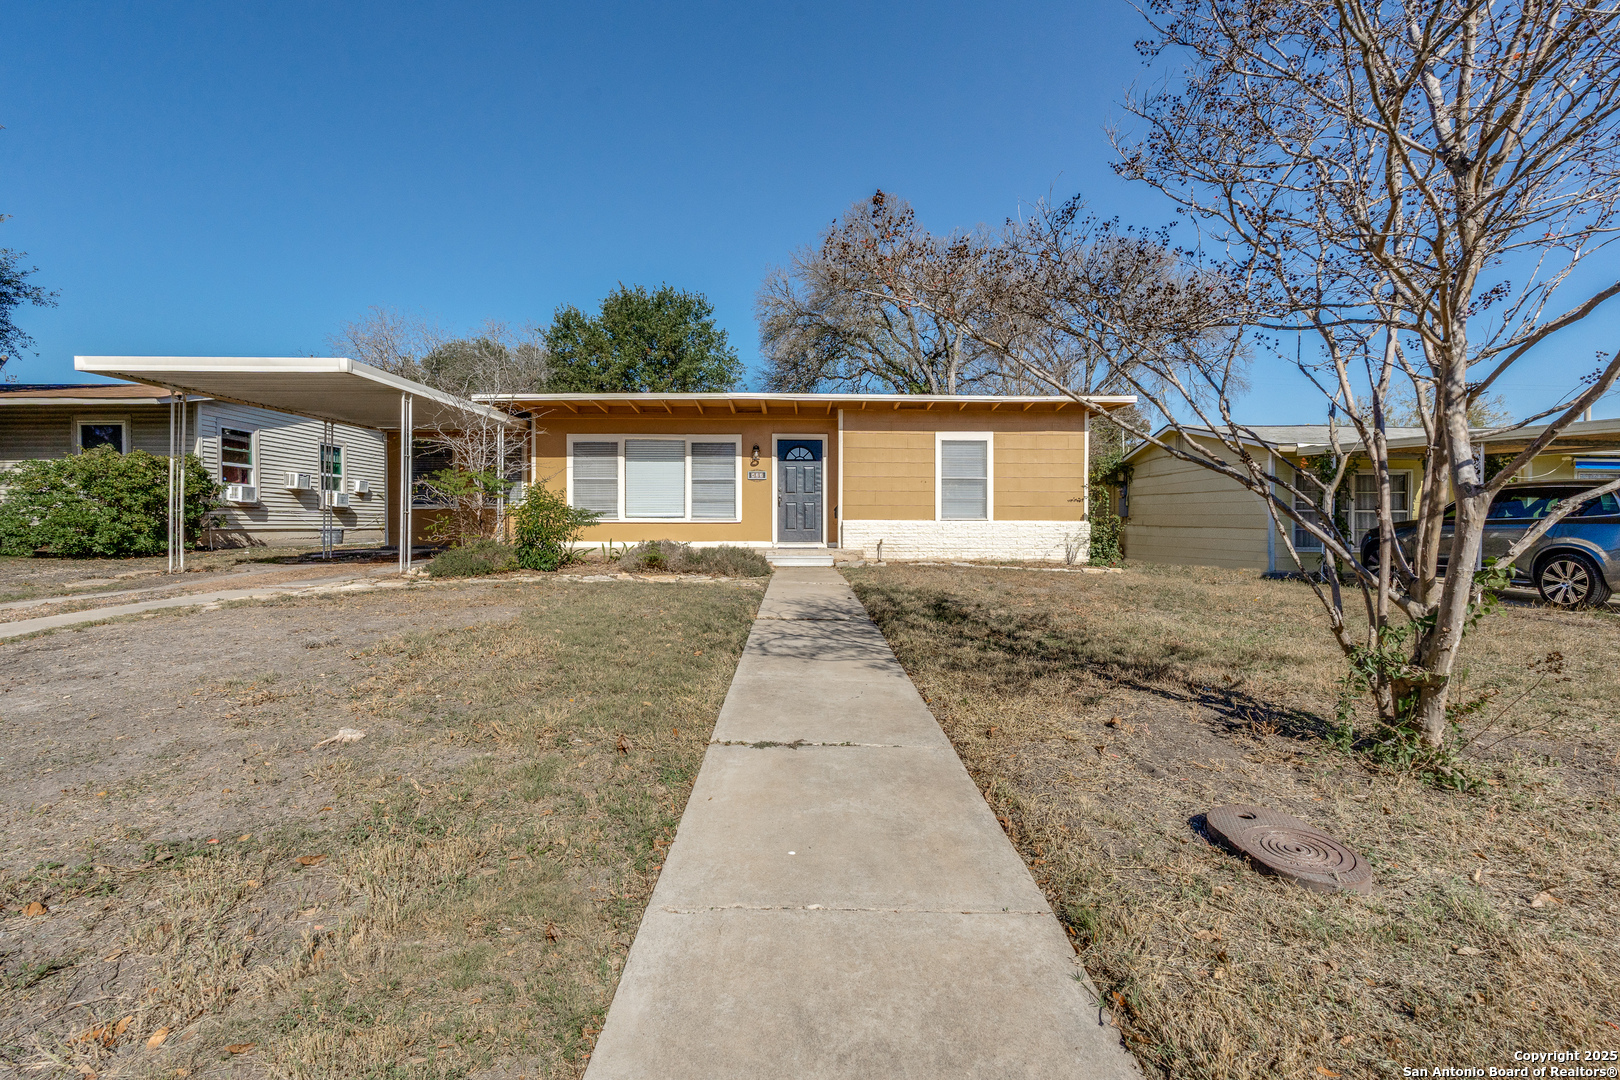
[
  {"left": 626, "top": 440, "right": 687, "bottom": 518},
  {"left": 939, "top": 437, "right": 990, "bottom": 520},
  {"left": 220, "top": 427, "right": 254, "bottom": 485},
  {"left": 567, "top": 436, "right": 741, "bottom": 522}
]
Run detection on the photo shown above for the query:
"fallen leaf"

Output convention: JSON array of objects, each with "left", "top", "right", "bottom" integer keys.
[
  {"left": 545, "top": 923, "right": 561, "bottom": 942},
  {"left": 114, "top": 1015, "right": 133, "bottom": 1037},
  {"left": 1192, "top": 929, "right": 1220, "bottom": 941},
  {"left": 671, "top": 727, "right": 678, "bottom": 737},
  {"left": 147, "top": 1027, "right": 171, "bottom": 1049},
  {"left": 1456, "top": 946, "right": 1482, "bottom": 956},
  {"left": 245, "top": 879, "right": 261, "bottom": 889},
  {"left": 616, "top": 734, "right": 631, "bottom": 754},
  {"left": 23, "top": 901, "right": 47, "bottom": 916},
  {"left": 295, "top": 854, "right": 328, "bottom": 866},
  {"left": 1211, "top": 885, "right": 1232, "bottom": 897},
  {"left": 225, "top": 1043, "right": 256, "bottom": 1054},
  {"left": 96, "top": 791, "right": 108, "bottom": 798},
  {"left": 238, "top": 834, "right": 251, "bottom": 841},
  {"left": 1530, "top": 891, "right": 1559, "bottom": 908},
  {"left": 1317, "top": 1069, "right": 1341, "bottom": 1078},
  {"left": 318, "top": 806, "right": 334, "bottom": 812},
  {"left": 1471, "top": 868, "right": 1484, "bottom": 884},
  {"left": 1338, "top": 1035, "right": 1353, "bottom": 1047},
  {"left": 207, "top": 838, "right": 220, "bottom": 844}
]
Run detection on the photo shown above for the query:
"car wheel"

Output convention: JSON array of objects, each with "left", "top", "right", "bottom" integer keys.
[{"left": 1535, "top": 552, "right": 1612, "bottom": 609}]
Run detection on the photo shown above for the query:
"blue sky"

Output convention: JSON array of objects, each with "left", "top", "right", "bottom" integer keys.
[{"left": 4, "top": 1, "right": 1615, "bottom": 420}]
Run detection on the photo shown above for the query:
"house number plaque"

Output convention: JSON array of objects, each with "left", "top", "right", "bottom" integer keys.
[{"left": 747, "top": 470, "right": 767, "bottom": 481}]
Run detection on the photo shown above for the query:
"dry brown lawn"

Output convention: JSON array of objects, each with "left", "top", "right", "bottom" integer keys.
[
  {"left": 0, "top": 575, "right": 761, "bottom": 1079},
  {"left": 845, "top": 562, "right": 1620, "bottom": 1079}
]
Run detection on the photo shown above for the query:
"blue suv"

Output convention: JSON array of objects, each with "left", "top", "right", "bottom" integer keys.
[{"left": 1359, "top": 483, "right": 1619, "bottom": 608}]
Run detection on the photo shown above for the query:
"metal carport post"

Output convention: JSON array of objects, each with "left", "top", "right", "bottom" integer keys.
[{"left": 400, "top": 392, "right": 413, "bottom": 573}]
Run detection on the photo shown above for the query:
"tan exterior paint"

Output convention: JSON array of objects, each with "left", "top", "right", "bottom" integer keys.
[
  {"left": 531, "top": 413, "right": 837, "bottom": 544},
  {"left": 490, "top": 397, "right": 1102, "bottom": 548},
  {"left": 838, "top": 405, "right": 1091, "bottom": 524}
]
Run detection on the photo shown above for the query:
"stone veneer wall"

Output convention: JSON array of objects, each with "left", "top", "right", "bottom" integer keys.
[{"left": 840, "top": 520, "right": 1090, "bottom": 562}]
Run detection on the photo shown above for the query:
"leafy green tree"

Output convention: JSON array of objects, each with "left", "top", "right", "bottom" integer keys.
[
  {"left": 420, "top": 335, "right": 550, "bottom": 393},
  {"left": 1, "top": 214, "right": 59, "bottom": 373},
  {"left": 544, "top": 284, "right": 742, "bottom": 392},
  {"left": 0, "top": 447, "right": 218, "bottom": 557}
]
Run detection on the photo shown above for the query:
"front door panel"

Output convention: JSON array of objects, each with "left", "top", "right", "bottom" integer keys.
[{"left": 778, "top": 440, "right": 823, "bottom": 543}]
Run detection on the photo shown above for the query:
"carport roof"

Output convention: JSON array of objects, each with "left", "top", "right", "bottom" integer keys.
[{"left": 73, "top": 356, "right": 521, "bottom": 431}]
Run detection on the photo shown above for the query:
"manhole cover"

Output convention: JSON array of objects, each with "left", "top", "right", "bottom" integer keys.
[{"left": 1205, "top": 804, "right": 1372, "bottom": 894}]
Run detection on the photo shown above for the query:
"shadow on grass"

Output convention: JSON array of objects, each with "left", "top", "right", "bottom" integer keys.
[{"left": 852, "top": 577, "right": 1337, "bottom": 745}]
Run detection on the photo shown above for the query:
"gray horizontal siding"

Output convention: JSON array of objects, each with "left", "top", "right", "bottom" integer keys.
[
  {"left": 0, "top": 403, "right": 176, "bottom": 466},
  {"left": 0, "top": 401, "right": 387, "bottom": 539},
  {"left": 197, "top": 403, "right": 387, "bottom": 535}
]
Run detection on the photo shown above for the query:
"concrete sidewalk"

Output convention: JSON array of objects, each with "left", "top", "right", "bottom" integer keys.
[{"left": 584, "top": 567, "right": 1139, "bottom": 1080}]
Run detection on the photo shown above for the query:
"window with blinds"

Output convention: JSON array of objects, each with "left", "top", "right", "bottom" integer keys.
[
  {"left": 571, "top": 441, "right": 620, "bottom": 519},
  {"left": 691, "top": 442, "right": 737, "bottom": 520},
  {"left": 940, "top": 439, "right": 988, "bottom": 520},
  {"left": 625, "top": 439, "right": 687, "bottom": 518},
  {"left": 1353, "top": 473, "right": 1410, "bottom": 541}
]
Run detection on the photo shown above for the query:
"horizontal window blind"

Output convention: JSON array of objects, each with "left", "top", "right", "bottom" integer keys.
[
  {"left": 940, "top": 439, "right": 988, "bottom": 520},
  {"left": 625, "top": 439, "right": 686, "bottom": 518},
  {"left": 691, "top": 442, "right": 737, "bottom": 520},
  {"left": 572, "top": 441, "right": 620, "bottom": 518}
]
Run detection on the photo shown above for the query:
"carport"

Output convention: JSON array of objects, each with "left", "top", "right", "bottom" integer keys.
[{"left": 74, "top": 356, "right": 525, "bottom": 573}]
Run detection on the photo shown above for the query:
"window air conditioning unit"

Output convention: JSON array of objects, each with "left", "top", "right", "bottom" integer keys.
[
  {"left": 285, "top": 471, "right": 314, "bottom": 490},
  {"left": 323, "top": 490, "right": 351, "bottom": 509},
  {"left": 224, "top": 483, "right": 259, "bottom": 505},
  {"left": 348, "top": 478, "right": 371, "bottom": 495}
]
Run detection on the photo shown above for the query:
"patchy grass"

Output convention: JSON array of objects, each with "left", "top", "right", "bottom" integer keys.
[
  {"left": 844, "top": 561, "right": 1620, "bottom": 1079},
  {"left": 0, "top": 578, "right": 761, "bottom": 1079},
  {"left": 0, "top": 544, "right": 383, "bottom": 604}
]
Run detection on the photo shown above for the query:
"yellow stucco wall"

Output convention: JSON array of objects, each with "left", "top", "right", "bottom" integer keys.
[
  {"left": 530, "top": 414, "right": 837, "bottom": 544},
  {"left": 839, "top": 406, "right": 1090, "bottom": 522}
]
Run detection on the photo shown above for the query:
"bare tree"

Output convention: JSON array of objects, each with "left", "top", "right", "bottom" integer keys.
[
  {"left": 328, "top": 309, "right": 537, "bottom": 544},
  {"left": 757, "top": 193, "right": 1005, "bottom": 394},
  {"left": 930, "top": 0, "right": 1620, "bottom": 757}
]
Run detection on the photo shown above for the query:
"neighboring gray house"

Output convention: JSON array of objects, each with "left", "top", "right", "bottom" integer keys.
[{"left": 0, "top": 382, "right": 387, "bottom": 547}]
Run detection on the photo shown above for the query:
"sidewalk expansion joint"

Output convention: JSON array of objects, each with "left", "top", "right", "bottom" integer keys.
[
  {"left": 708, "top": 739, "right": 913, "bottom": 749},
  {"left": 658, "top": 904, "right": 1055, "bottom": 916}
]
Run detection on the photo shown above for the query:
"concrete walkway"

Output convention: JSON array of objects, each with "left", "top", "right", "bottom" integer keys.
[{"left": 585, "top": 567, "right": 1139, "bottom": 1080}]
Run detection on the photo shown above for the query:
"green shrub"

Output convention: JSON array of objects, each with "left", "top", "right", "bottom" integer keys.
[
  {"left": 511, "top": 483, "right": 597, "bottom": 571},
  {"left": 426, "top": 538, "right": 517, "bottom": 578},
  {"left": 619, "top": 540, "right": 770, "bottom": 577},
  {"left": 0, "top": 448, "right": 219, "bottom": 557}
]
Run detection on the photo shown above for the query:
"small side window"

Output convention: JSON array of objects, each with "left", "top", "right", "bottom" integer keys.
[
  {"left": 220, "top": 428, "right": 254, "bottom": 485},
  {"left": 79, "top": 423, "right": 125, "bottom": 453}
]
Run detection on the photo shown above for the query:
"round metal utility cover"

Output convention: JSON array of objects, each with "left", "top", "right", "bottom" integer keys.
[{"left": 1205, "top": 804, "right": 1372, "bottom": 894}]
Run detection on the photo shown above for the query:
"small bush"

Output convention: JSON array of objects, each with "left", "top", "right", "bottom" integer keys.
[
  {"left": 427, "top": 539, "right": 517, "bottom": 578},
  {"left": 618, "top": 540, "right": 770, "bottom": 577},
  {"left": 0, "top": 448, "right": 219, "bottom": 557},
  {"left": 511, "top": 483, "right": 597, "bottom": 571}
]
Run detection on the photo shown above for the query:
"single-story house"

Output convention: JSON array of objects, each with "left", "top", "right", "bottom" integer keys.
[
  {"left": 480, "top": 392, "right": 1135, "bottom": 563},
  {"left": 0, "top": 382, "right": 388, "bottom": 547},
  {"left": 1118, "top": 419, "right": 1620, "bottom": 572}
]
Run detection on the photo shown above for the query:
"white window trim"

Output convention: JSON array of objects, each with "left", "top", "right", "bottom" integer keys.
[
  {"left": 71, "top": 414, "right": 132, "bottom": 454},
  {"left": 1352, "top": 469, "right": 1414, "bottom": 543},
  {"left": 566, "top": 433, "right": 744, "bottom": 524},
  {"left": 218, "top": 426, "right": 258, "bottom": 488},
  {"left": 319, "top": 440, "right": 346, "bottom": 492},
  {"left": 935, "top": 431, "right": 995, "bottom": 522},
  {"left": 771, "top": 434, "right": 827, "bottom": 546}
]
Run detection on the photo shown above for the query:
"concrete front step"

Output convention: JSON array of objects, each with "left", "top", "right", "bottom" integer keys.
[{"left": 763, "top": 547, "right": 835, "bottom": 567}]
